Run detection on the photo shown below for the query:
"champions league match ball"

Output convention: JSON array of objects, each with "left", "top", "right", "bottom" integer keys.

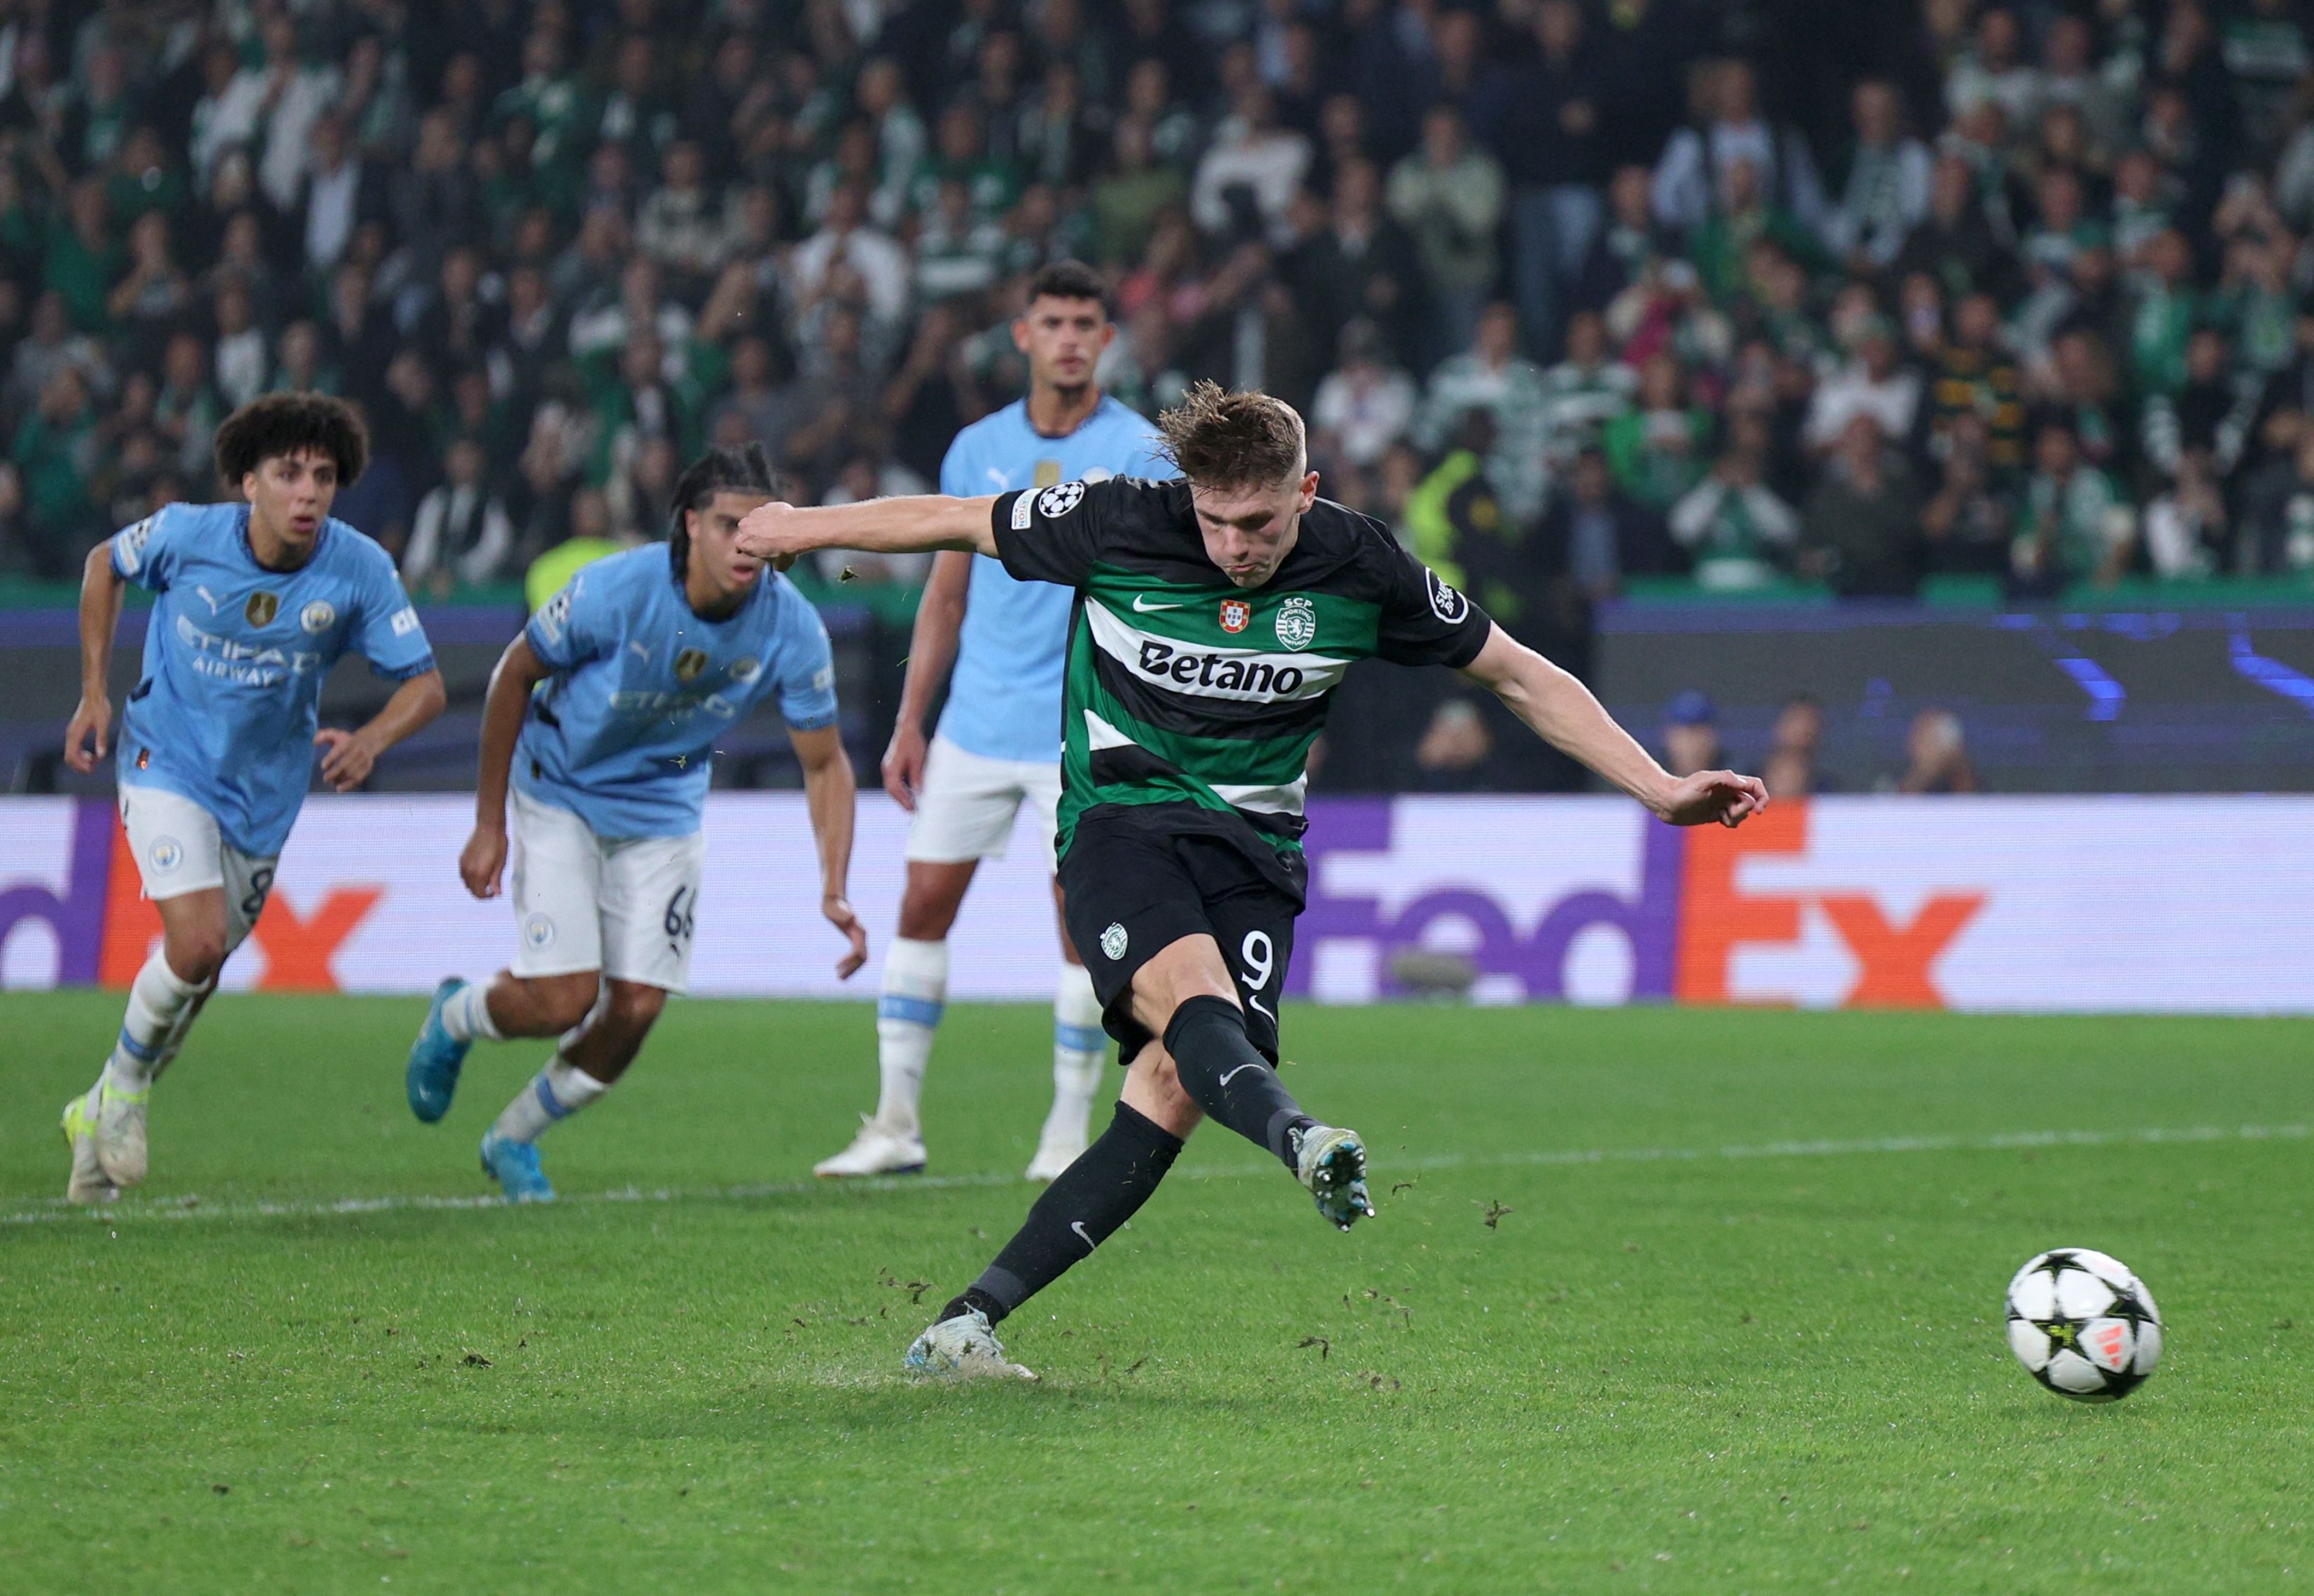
[{"left": 2004, "top": 1249, "right": 2163, "bottom": 1402}]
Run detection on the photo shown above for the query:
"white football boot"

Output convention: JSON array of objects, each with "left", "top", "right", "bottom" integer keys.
[
  {"left": 1293, "top": 1124, "right": 1376, "bottom": 1231},
  {"left": 1023, "top": 1134, "right": 1086, "bottom": 1183},
  {"left": 813, "top": 1117, "right": 928, "bottom": 1178},
  {"left": 91, "top": 1077, "right": 150, "bottom": 1188},
  {"left": 904, "top": 1309, "right": 1038, "bottom": 1381},
  {"left": 61, "top": 1089, "right": 118, "bottom": 1206}
]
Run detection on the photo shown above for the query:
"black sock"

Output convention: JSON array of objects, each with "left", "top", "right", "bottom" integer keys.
[
  {"left": 1164, "top": 994, "right": 1314, "bottom": 1170},
  {"left": 940, "top": 1101, "right": 1185, "bottom": 1328}
]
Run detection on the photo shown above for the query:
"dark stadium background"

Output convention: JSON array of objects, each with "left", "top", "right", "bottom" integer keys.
[{"left": 2, "top": 0, "right": 2312, "bottom": 797}]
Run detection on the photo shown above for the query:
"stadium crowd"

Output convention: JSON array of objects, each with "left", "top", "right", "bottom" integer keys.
[{"left": 6, "top": 0, "right": 2314, "bottom": 619}]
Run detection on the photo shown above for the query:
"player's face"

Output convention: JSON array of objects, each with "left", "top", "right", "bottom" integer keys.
[
  {"left": 242, "top": 449, "right": 339, "bottom": 549},
  {"left": 688, "top": 489, "right": 776, "bottom": 600},
  {"left": 1189, "top": 465, "right": 1319, "bottom": 589},
  {"left": 1012, "top": 295, "right": 1113, "bottom": 393}
]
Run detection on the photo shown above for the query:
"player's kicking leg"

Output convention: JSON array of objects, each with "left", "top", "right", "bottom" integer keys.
[
  {"left": 905, "top": 829, "right": 1369, "bottom": 1377},
  {"left": 66, "top": 788, "right": 273, "bottom": 1203}
]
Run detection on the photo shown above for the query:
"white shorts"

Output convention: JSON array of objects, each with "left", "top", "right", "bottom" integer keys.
[
  {"left": 905, "top": 735, "right": 1061, "bottom": 874},
  {"left": 117, "top": 783, "right": 277, "bottom": 954},
  {"left": 508, "top": 788, "right": 706, "bottom": 993}
]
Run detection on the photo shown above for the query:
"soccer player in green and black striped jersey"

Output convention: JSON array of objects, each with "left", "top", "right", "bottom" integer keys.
[{"left": 738, "top": 382, "right": 1768, "bottom": 1380}]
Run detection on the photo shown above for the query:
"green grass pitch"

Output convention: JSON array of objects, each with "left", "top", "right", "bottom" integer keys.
[{"left": 5, "top": 992, "right": 2313, "bottom": 1592}]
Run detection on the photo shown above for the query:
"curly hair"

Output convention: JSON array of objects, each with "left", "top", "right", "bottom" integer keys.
[
  {"left": 212, "top": 393, "right": 370, "bottom": 488},
  {"left": 1155, "top": 381, "right": 1306, "bottom": 491},
  {"left": 667, "top": 442, "right": 788, "bottom": 581}
]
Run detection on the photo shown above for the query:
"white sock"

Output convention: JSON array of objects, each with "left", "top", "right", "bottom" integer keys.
[
  {"left": 1043, "top": 961, "right": 1109, "bottom": 1148},
  {"left": 105, "top": 950, "right": 204, "bottom": 1093},
  {"left": 873, "top": 937, "right": 947, "bottom": 1137},
  {"left": 442, "top": 981, "right": 503, "bottom": 1042},
  {"left": 492, "top": 1056, "right": 611, "bottom": 1144}
]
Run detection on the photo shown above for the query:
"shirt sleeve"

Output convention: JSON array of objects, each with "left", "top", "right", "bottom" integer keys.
[
  {"left": 989, "top": 473, "right": 1119, "bottom": 589},
  {"left": 937, "top": 429, "right": 973, "bottom": 497},
  {"left": 352, "top": 547, "right": 438, "bottom": 680},
  {"left": 774, "top": 585, "right": 840, "bottom": 731},
  {"left": 1369, "top": 527, "right": 1495, "bottom": 669},
  {"left": 523, "top": 566, "right": 608, "bottom": 674},
  {"left": 109, "top": 505, "right": 177, "bottom": 591}
]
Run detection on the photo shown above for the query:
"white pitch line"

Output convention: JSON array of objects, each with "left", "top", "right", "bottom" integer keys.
[{"left": 6, "top": 1123, "right": 2303, "bottom": 1229}]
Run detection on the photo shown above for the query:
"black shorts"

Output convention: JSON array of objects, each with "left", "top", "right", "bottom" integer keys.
[{"left": 1059, "top": 810, "right": 1303, "bottom": 1065}]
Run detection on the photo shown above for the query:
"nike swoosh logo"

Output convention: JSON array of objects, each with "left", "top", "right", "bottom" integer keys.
[
  {"left": 1218, "top": 1061, "right": 1267, "bottom": 1086},
  {"left": 1070, "top": 1221, "right": 1097, "bottom": 1252},
  {"left": 1247, "top": 994, "right": 1275, "bottom": 1021},
  {"left": 1131, "top": 595, "right": 1184, "bottom": 612}
]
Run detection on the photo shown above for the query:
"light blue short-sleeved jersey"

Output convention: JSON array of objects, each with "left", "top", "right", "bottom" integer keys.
[
  {"left": 111, "top": 501, "right": 437, "bottom": 856},
  {"left": 516, "top": 545, "right": 839, "bottom": 839},
  {"left": 935, "top": 395, "right": 1173, "bottom": 762}
]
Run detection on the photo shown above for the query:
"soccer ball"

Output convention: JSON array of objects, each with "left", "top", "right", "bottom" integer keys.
[{"left": 2004, "top": 1248, "right": 2163, "bottom": 1402}]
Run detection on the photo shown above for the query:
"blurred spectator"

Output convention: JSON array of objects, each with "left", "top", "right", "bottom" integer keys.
[
  {"left": 1671, "top": 411, "right": 1801, "bottom": 590},
  {"left": 1310, "top": 319, "right": 1414, "bottom": 471},
  {"left": 405, "top": 437, "right": 515, "bottom": 595},
  {"left": 1926, "top": 291, "right": 2025, "bottom": 472},
  {"left": 1660, "top": 689, "right": 1722, "bottom": 778},
  {"left": 1805, "top": 316, "right": 1923, "bottom": 453},
  {"left": 1414, "top": 301, "right": 1549, "bottom": 524},
  {"left": 1487, "top": 0, "right": 1608, "bottom": 355},
  {"left": 1763, "top": 694, "right": 1836, "bottom": 798},
  {"left": 1193, "top": 85, "right": 1311, "bottom": 247},
  {"left": 1386, "top": 104, "right": 1505, "bottom": 364},
  {"left": 1894, "top": 707, "right": 1980, "bottom": 794},
  {"left": 2011, "top": 419, "right": 2136, "bottom": 597},
  {"left": 1604, "top": 351, "right": 1710, "bottom": 511},
  {"left": 11, "top": 365, "right": 99, "bottom": 577},
  {"left": 1652, "top": 59, "right": 1826, "bottom": 238},
  {"left": 1537, "top": 310, "right": 1636, "bottom": 476},
  {"left": 1824, "top": 81, "right": 1932, "bottom": 274},
  {"left": 1537, "top": 443, "right": 1675, "bottom": 602},
  {"left": 1292, "top": 156, "right": 1421, "bottom": 368},
  {"left": 2239, "top": 429, "right": 2314, "bottom": 574},
  {"left": 1921, "top": 414, "right": 2016, "bottom": 575},
  {"left": 1801, "top": 415, "right": 1926, "bottom": 598},
  {"left": 2142, "top": 446, "right": 2230, "bottom": 579}
]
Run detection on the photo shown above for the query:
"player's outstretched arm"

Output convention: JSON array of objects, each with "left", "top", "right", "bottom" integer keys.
[
  {"left": 884, "top": 550, "right": 972, "bottom": 809},
  {"left": 459, "top": 636, "right": 554, "bottom": 899},
  {"left": 1458, "top": 623, "right": 1768, "bottom": 828},
  {"left": 315, "top": 668, "right": 447, "bottom": 793},
  {"left": 63, "top": 539, "right": 129, "bottom": 773},
  {"left": 734, "top": 495, "right": 1001, "bottom": 567},
  {"left": 790, "top": 723, "right": 869, "bottom": 979}
]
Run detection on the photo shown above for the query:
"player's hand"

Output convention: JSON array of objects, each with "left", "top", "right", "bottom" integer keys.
[
  {"left": 1654, "top": 770, "right": 1770, "bottom": 829},
  {"left": 63, "top": 693, "right": 111, "bottom": 774},
  {"left": 823, "top": 893, "right": 868, "bottom": 980},
  {"left": 314, "top": 727, "right": 380, "bottom": 792},
  {"left": 734, "top": 500, "right": 805, "bottom": 572},
  {"left": 461, "top": 825, "right": 508, "bottom": 899},
  {"left": 881, "top": 723, "right": 928, "bottom": 810}
]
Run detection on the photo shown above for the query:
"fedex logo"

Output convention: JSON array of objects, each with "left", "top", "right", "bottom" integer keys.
[{"left": 1298, "top": 800, "right": 1985, "bottom": 1009}]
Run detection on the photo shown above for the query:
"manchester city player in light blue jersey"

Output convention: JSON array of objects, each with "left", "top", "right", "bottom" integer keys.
[
  {"left": 816, "top": 262, "right": 1176, "bottom": 1184},
  {"left": 57, "top": 394, "right": 448, "bottom": 1203},
  {"left": 404, "top": 444, "right": 868, "bottom": 1203}
]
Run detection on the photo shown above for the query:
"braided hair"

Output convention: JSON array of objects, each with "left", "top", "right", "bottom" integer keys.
[{"left": 667, "top": 441, "right": 786, "bottom": 583}]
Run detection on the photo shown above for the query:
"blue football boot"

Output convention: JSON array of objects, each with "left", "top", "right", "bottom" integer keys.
[
  {"left": 406, "top": 978, "right": 473, "bottom": 1123},
  {"left": 479, "top": 1130, "right": 556, "bottom": 1203}
]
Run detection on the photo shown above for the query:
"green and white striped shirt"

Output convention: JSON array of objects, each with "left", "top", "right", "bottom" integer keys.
[{"left": 992, "top": 477, "right": 1493, "bottom": 874}]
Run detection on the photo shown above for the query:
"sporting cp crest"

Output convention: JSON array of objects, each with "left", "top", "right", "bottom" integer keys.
[
  {"left": 1274, "top": 595, "right": 1316, "bottom": 650},
  {"left": 244, "top": 591, "right": 280, "bottom": 627},
  {"left": 1099, "top": 921, "right": 1129, "bottom": 961},
  {"left": 674, "top": 648, "right": 709, "bottom": 682},
  {"left": 1219, "top": 598, "right": 1251, "bottom": 634}
]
